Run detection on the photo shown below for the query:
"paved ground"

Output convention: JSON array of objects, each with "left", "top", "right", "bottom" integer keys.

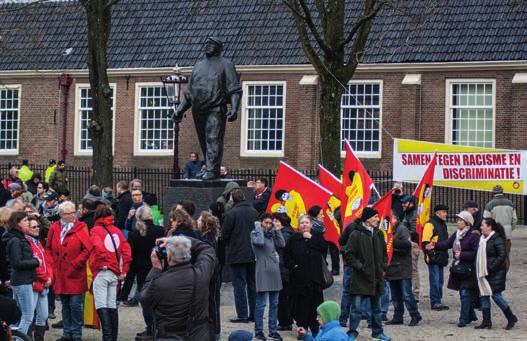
[{"left": 47, "top": 226, "right": 527, "bottom": 340}]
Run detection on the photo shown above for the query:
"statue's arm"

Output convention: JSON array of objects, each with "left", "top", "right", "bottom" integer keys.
[
  {"left": 173, "top": 94, "right": 192, "bottom": 122},
  {"left": 226, "top": 92, "right": 241, "bottom": 122}
]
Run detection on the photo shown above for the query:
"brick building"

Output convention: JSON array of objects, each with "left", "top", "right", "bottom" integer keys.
[{"left": 0, "top": 0, "right": 526, "bottom": 171}]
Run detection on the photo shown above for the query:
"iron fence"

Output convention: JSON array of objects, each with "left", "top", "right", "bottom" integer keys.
[{"left": 1, "top": 163, "right": 525, "bottom": 222}]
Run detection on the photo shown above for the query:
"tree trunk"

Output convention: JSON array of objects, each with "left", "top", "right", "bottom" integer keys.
[
  {"left": 84, "top": 1, "right": 113, "bottom": 188},
  {"left": 318, "top": 74, "right": 345, "bottom": 176}
]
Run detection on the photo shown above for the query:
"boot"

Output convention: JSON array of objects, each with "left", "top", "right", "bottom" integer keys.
[
  {"left": 474, "top": 308, "right": 492, "bottom": 329},
  {"left": 109, "top": 308, "right": 119, "bottom": 341},
  {"left": 34, "top": 325, "right": 46, "bottom": 341},
  {"left": 503, "top": 307, "right": 518, "bottom": 330},
  {"left": 97, "top": 308, "right": 113, "bottom": 341}
]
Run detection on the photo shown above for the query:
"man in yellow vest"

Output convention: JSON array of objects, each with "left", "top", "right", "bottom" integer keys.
[
  {"left": 18, "top": 160, "right": 33, "bottom": 182},
  {"left": 45, "top": 159, "right": 56, "bottom": 183}
]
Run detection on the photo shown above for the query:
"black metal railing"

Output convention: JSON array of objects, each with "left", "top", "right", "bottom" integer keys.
[{"left": 1, "top": 163, "right": 525, "bottom": 222}]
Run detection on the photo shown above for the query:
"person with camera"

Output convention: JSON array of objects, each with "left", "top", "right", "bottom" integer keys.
[{"left": 140, "top": 235, "right": 217, "bottom": 341}]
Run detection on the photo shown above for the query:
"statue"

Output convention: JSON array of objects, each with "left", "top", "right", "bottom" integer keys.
[{"left": 173, "top": 37, "right": 242, "bottom": 180}]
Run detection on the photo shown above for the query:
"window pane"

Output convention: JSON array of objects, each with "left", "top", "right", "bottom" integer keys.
[
  {"left": 77, "top": 86, "right": 114, "bottom": 151},
  {"left": 138, "top": 86, "right": 173, "bottom": 151},
  {"left": 0, "top": 88, "right": 19, "bottom": 151},
  {"left": 245, "top": 84, "right": 284, "bottom": 152},
  {"left": 450, "top": 82, "right": 493, "bottom": 147},
  {"left": 340, "top": 82, "right": 381, "bottom": 153}
]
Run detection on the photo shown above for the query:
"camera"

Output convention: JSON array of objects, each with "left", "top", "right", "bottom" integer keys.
[{"left": 154, "top": 245, "right": 167, "bottom": 261}]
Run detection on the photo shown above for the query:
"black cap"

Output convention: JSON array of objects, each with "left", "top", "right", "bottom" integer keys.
[
  {"left": 44, "top": 191, "right": 58, "bottom": 201},
  {"left": 360, "top": 207, "right": 379, "bottom": 221},
  {"left": 207, "top": 36, "right": 224, "bottom": 48},
  {"left": 463, "top": 200, "right": 478, "bottom": 209},
  {"left": 48, "top": 159, "right": 56, "bottom": 165},
  {"left": 400, "top": 194, "right": 415, "bottom": 204},
  {"left": 433, "top": 204, "right": 449, "bottom": 212}
]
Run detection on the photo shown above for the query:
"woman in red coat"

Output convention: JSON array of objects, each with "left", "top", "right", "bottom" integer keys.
[
  {"left": 45, "top": 201, "right": 92, "bottom": 341},
  {"left": 27, "top": 216, "right": 52, "bottom": 341},
  {"left": 89, "top": 205, "right": 132, "bottom": 341}
]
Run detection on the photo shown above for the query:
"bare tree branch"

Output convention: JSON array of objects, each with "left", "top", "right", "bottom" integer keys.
[
  {"left": 314, "top": 0, "right": 327, "bottom": 34},
  {"left": 296, "top": 0, "right": 332, "bottom": 55},
  {"left": 340, "top": 0, "right": 387, "bottom": 47},
  {"left": 106, "top": 0, "right": 120, "bottom": 9},
  {"left": 282, "top": 0, "right": 306, "bottom": 20}
]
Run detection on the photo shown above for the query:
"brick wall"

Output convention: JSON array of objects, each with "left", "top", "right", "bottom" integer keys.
[{"left": 0, "top": 68, "right": 524, "bottom": 172}]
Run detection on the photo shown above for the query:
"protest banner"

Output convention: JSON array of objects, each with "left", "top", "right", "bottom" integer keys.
[{"left": 393, "top": 139, "right": 527, "bottom": 195}]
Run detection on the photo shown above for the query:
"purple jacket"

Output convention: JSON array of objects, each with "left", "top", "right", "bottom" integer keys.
[{"left": 435, "top": 230, "right": 479, "bottom": 290}]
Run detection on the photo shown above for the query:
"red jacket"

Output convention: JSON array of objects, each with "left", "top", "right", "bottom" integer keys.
[
  {"left": 27, "top": 236, "right": 52, "bottom": 292},
  {"left": 45, "top": 220, "right": 93, "bottom": 295},
  {"left": 89, "top": 216, "right": 132, "bottom": 279}
]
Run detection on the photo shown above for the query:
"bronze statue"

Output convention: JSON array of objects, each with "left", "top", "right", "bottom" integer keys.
[{"left": 173, "top": 37, "right": 242, "bottom": 180}]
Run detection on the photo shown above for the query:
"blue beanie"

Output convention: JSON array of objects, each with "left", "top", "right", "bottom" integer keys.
[{"left": 228, "top": 330, "right": 253, "bottom": 341}]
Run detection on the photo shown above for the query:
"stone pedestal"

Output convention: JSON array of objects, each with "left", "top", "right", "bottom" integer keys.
[{"left": 163, "top": 179, "right": 254, "bottom": 222}]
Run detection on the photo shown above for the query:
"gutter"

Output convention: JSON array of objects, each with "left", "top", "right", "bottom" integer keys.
[{"left": 0, "top": 60, "right": 526, "bottom": 78}]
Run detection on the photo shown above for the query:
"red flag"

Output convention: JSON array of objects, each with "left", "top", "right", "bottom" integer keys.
[
  {"left": 373, "top": 190, "right": 394, "bottom": 265},
  {"left": 266, "top": 162, "right": 332, "bottom": 229},
  {"left": 413, "top": 153, "right": 437, "bottom": 247},
  {"left": 342, "top": 140, "right": 374, "bottom": 228},
  {"left": 318, "top": 165, "right": 343, "bottom": 248}
]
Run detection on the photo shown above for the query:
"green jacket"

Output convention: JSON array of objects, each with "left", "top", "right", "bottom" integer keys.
[
  {"left": 150, "top": 204, "right": 162, "bottom": 226},
  {"left": 18, "top": 165, "right": 33, "bottom": 182},
  {"left": 49, "top": 168, "right": 68, "bottom": 193},
  {"left": 216, "top": 181, "right": 240, "bottom": 214},
  {"left": 343, "top": 221, "right": 387, "bottom": 297}
]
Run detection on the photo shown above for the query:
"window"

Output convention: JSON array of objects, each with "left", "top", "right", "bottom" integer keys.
[
  {"left": 135, "top": 84, "right": 173, "bottom": 155},
  {"left": 241, "top": 82, "right": 285, "bottom": 157},
  {"left": 447, "top": 80, "right": 495, "bottom": 148},
  {"left": 0, "top": 86, "right": 20, "bottom": 154},
  {"left": 340, "top": 81, "right": 382, "bottom": 157},
  {"left": 74, "top": 84, "right": 115, "bottom": 155}
]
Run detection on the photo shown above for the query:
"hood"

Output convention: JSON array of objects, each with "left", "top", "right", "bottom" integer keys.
[
  {"left": 222, "top": 181, "right": 240, "bottom": 196},
  {"left": 1, "top": 228, "right": 24, "bottom": 244}
]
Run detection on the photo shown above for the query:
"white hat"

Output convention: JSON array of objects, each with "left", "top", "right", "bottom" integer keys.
[{"left": 456, "top": 211, "right": 474, "bottom": 226}]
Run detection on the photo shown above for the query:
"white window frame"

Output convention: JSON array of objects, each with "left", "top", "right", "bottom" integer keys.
[
  {"left": 73, "top": 83, "right": 117, "bottom": 156},
  {"left": 445, "top": 79, "right": 496, "bottom": 148},
  {"left": 0, "top": 84, "right": 21, "bottom": 155},
  {"left": 134, "top": 82, "right": 174, "bottom": 156},
  {"left": 240, "top": 81, "right": 286, "bottom": 157},
  {"left": 340, "top": 80, "right": 383, "bottom": 158}
]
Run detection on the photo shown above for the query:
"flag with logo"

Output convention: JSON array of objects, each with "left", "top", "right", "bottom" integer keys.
[
  {"left": 342, "top": 140, "right": 375, "bottom": 228},
  {"left": 414, "top": 153, "right": 438, "bottom": 247},
  {"left": 318, "top": 164, "right": 343, "bottom": 248},
  {"left": 373, "top": 190, "right": 394, "bottom": 264},
  {"left": 267, "top": 162, "right": 332, "bottom": 229}
]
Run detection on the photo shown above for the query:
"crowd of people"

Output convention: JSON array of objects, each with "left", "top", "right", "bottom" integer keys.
[{"left": 0, "top": 159, "right": 521, "bottom": 341}]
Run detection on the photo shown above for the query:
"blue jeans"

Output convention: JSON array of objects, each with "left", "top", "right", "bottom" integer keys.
[
  {"left": 349, "top": 294, "right": 383, "bottom": 337},
  {"left": 32, "top": 289, "right": 49, "bottom": 326},
  {"left": 389, "top": 279, "right": 420, "bottom": 320},
  {"left": 255, "top": 291, "right": 279, "bottom": 335},
  {"left": 339, "top": 265, "right": 353, "bottom": 325},
  {"left": 480, "top": 292, "right": 509, "bottom": 312},
  {"left": 230, "top": 262, "right": 256, "bottom": 319},
  {"left": 459, "top": 289, "right": 475, "bottom": 324},
  {"left": 12, "top": 284, "right": 34, "bottom": 334},
  {"left": 61, "top": 294, "right": 84, "bottom": 339},
  {"left": 427, "top": 264, "right": 444, "bottom": 308},
  {"left": 362, "top": 280, "right": 390, "bottom": 321}
]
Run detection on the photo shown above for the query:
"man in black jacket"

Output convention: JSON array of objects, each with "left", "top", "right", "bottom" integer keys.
[
  {"left": 114, "top": 181, "right": 132, "bottom": 231},
  {"left": 253, "top": 178, "right": 271, "bottom": 215},
  {"left": 222, "top": 189, "right": 259, "bottom": 323}
]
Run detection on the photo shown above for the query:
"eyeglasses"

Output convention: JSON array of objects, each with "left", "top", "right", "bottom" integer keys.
[{"left": 62, "top": 211, "right": 77, "bottom": 215}]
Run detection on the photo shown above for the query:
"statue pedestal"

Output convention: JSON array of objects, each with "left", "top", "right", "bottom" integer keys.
[{"left": 163, "top": 179, "right": 253, "bottom": 222}]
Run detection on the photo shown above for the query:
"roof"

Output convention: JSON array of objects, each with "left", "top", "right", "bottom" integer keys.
[{"left": 0, "top": 0, "right": 525, "bottom": 71}]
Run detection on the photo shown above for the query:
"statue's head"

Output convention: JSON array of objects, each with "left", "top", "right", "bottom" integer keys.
[{"left": 205, "top": 37, "right": 223, "bottom": 57}]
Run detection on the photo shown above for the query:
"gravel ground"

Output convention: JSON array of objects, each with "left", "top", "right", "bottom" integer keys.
[{"left": 47, "top": 226, "right": 527, "bottom": 340}]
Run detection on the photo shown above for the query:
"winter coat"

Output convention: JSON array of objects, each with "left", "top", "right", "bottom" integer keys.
[
  {"left": 484, "top": 194, "right": 518, "bottom": 240},
  {"left": 482, "top": 233, "right": 507, "bottom": 293},
  {"left": 391, "top": 194, "right": 405, "bottom": 221},
  {"left": 216, "top": 181, "right": 240, "bottom": 216},
  {"left": 18, "top": 165, "right": 33, "bottom": 182},
  {"left": 44, "top": 165, "right": 56, "bottom": 183},
  {"left": 253, "top": 187, "right": 271, "bottom": 215},
  {"left": 402, "top": 207, "right": 418, "bottom": 243},
  {"left": 2, "top": 229, "right": 39, "bottom": 286},
  {"left": 303, "top": 320, "right": 350, "bottom": 341},
  {"left": 79, "top": 210, "right": 95, "bottom": 230},
  {"left": 88, "top": 216, "right": 132, "bottom": 279},
  {"left": 343, "top": 222, "right": 387, "bottom": 297},
  {"left": 127, "top": 220, "right": 164, "bottom": 273},
  {"left": 435, "top": 230, "right": 479, "bottom": 291},
  {"left": 0, "top": 226, "right": 9, "bottom": 284},
  {"left": 183, "top": 160, "right": 205, "bottom": 179},
  {"left": 26, "top": 180, "right": 38, "bottom": 195},
  {"left": 284, "top": 231, "right": 328, "bottom": 292},
  {"left": 140, "top": 239, "right": 217, "bottom": 341},
  {"left": 49, "top": 168, "right": 68, "bottom": 193},
  {"left": 27, "top": 236, "right": 52, "bottom": 292},
  {"left": 422, "top": 215, "right": 449, "bottom": 267},
  {"left": 222, "top": 201, "right": 258, "bottom": 265},
  {"left": 171, "top": 223, "right": 200, "bottom": 239},
  {"left": 277, "top": 225, "right": 294, "bottom": 280},
  {"left": 250, "top": 223, "right": 285, "bottom": 292},
  {"left": 385, "top": 223, "right": 412, "bottom": 281},
  {"left": 338, "top": 222, "right": 355, "bottom": 249},
  {"left": 125, "top": 202, "right": 143, "bottom": 232},
  {"left": 45, "top": 220, "right": 93, "bottom": 295},
  {"left": 114, "top": 191, "right": 133, "bottom": 230}
]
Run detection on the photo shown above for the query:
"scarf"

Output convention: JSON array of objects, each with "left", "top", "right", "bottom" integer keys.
[
  {"left": 41, "top": 203, "right": 59, "bottom": 218},
  {"left": 476, "top": 231, "right": 495, "bottom": 297},
  {"left": 60, "top": 220, "right": 74, "bottom": 243},
  {"left": 453, "top": 226, "right": 470, "bottom": 264}
]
